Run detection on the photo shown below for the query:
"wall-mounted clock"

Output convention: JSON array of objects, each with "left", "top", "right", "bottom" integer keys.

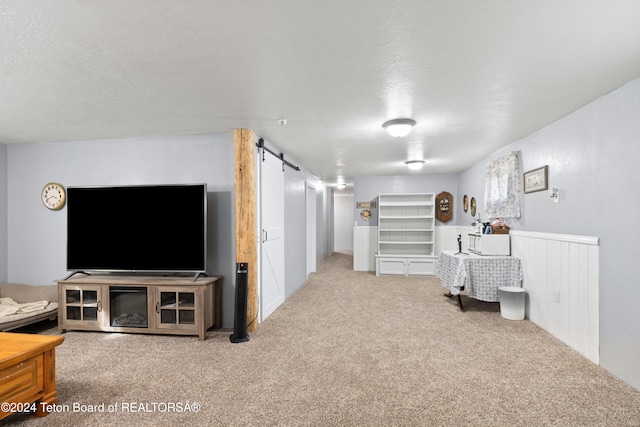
[
  {"left": 41, "top": 182, "right": 66, "bottom": 210},
  {"left": 436, "top": 191, "right": 453, "bottom": 222}
]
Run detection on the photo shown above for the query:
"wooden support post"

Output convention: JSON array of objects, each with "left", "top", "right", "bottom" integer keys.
[{"left": 233, "top": 129, "right": 259, "bottom": 332}]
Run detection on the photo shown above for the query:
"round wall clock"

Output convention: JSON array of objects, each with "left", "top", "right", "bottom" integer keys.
[{"left": 41, "top": 182, "right": 66, "bottom": 210}]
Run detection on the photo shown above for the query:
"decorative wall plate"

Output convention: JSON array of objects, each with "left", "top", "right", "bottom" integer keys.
[
  {"left": 463, "top": 194, "right": 468, "bottom": 213},
  {"left": 470, "top": 197, "right": 476, "bottom": 217},
  {"left": 436, "top": 191, "right": 453, "bottom": 222}
]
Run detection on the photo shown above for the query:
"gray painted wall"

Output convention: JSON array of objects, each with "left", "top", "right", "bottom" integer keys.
[
  {"left": 6, "top": 134, "right": 237, "bottom": 326},
  {"left": 353, "top": 174, "right": 458, "bottom": 226},
  {"left": 457, "top": 76, "right": 640, "bottom": 390},
  {"left": 0, "top": 144, "right": 7, "bottom": 282}
]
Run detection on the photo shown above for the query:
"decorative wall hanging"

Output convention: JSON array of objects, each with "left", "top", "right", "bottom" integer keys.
[
  {"left": 360, "top": 209, "right": 372, "bottom": 221},
  {"left": 463, "top": 195, "right": 468, "bottom": 213},
  {"left": 436, "top": 191, "right": 453, "bottom": 222},
  {"left": 470, "top": 197, "right": 477, "bottom": 217},
  {"left": 356, "top": 201, "right": 376, "bottom": 208},
  {"left": 523, "top": 165, "right": 549, "bottom": 193}
]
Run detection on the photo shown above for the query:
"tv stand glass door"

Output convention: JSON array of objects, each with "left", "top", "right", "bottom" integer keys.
[
  {"left": 156, "top": 287, "right": 198, "bottom": 330},
  {"left": 62, "top": 285, "right": 102, "bottom": 328}
]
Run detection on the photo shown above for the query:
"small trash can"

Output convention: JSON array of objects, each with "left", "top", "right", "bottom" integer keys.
[{"left": 498, "top": 286, "right": 526, "bottom": 320}]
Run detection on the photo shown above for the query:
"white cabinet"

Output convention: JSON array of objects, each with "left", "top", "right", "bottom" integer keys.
[
  {"left": 377, "top": 257, "right": 406, "bottom": 275},
  {"left": 375, "top": 193, "right": 437, "bottom": 276},
  {"left": 376, "top": 256, "right": 436, "bottom": 276}
]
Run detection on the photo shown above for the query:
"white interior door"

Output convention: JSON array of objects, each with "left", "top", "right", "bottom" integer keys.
[
  {"left": 260, "top": 151, "right": 285, "bottom": 321},
  {"left": 306, "top": 183, "right": 317, "bottom": 278},
  {"left": 333, "top": 193, "right": 354, "bottom": 254}
]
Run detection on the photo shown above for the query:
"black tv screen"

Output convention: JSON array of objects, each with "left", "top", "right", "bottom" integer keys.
[{"left": 67, "top": 184, "right": 207, "bottom": 274}]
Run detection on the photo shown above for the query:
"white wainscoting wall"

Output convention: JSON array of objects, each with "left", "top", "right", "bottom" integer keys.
[
  {"left": 353, "top": 225, "right": 600, "bottom": 365},
  {"left": 353, "top": 226, "right": 378, "bottom": 272},
  {"left": 435, "top": 226, "right": 464, "bottom": 254},
  {"left": 510, "top": 230, "right": 599, "bottom": 364}
]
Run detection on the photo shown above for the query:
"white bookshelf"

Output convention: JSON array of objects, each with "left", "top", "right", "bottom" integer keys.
[{"left": 375, "top": 193, "right": 437, "bottom": 276}]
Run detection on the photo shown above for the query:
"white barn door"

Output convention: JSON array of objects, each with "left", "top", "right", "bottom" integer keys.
[{"left": 260, "top": 150, "right": 285, "bottom": 321}]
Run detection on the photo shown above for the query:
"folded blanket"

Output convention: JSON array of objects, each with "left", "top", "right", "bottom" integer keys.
[{"left": 0, "top": 297, "right": 50, "bottom": 317}]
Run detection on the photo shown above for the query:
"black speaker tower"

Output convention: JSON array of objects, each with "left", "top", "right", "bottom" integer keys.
[{"left": 230, "top": 262, "right": 250, "bottom": 343}]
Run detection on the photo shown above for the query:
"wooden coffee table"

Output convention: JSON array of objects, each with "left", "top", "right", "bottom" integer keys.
[{"left": 0, "top": 332, "right": 64, "bottom": 420}]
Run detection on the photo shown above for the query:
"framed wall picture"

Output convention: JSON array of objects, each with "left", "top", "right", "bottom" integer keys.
[{"left": 524, "top": 165, "right": 549, "bottom": 193}]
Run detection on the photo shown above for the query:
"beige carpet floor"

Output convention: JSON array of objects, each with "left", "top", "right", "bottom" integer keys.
[{"left": 3, "top": 253, "right": 640, "bottom": 426}]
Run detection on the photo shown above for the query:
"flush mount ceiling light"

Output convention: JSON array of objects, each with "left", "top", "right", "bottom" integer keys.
[
  {"left": 405, "top": 160, "right": 425, "bottom": 170},
  {"left": 382, "top": 118, "right": 416, "bottom": 137},
  {"left": 337, "top": 183, "right": 346, "bottom": 190}
]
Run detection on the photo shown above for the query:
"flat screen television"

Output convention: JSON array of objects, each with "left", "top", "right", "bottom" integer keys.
[{"left": 66, "top": 184, "right": 207, "bottom": 276}]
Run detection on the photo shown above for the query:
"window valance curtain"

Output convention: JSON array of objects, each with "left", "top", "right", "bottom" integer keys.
[{"left": 484, "top": 151, "right": 521, "bottom": 219}]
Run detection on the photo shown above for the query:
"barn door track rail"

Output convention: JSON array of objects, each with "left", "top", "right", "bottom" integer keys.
[{"left": 256, "top": 138, "right": 300, "bottom": 172}]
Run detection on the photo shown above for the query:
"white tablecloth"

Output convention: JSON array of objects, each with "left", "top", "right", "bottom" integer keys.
[{"left": 436, "top": 250, "right": 523, "bottom": 302}]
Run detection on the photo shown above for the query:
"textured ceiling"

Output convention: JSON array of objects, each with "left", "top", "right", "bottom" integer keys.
[{"left": 1, "top": 1, "right": 640, "bottom": 188}]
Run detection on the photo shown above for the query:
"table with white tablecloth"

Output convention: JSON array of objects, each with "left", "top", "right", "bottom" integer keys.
[{"left": 436, "top": 250, "right": 523, "bottom": 310}]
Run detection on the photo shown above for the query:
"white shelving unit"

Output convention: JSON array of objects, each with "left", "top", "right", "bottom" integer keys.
[{"left": 375, "top": 193, "right": 437, "bottom": 276}]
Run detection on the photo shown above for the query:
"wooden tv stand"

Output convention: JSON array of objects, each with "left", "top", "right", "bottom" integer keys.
[{"left": 56, "top": 274, "right": 222, "bottom": 340}]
